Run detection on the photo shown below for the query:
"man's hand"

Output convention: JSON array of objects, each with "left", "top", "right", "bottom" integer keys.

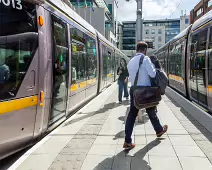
[{"left": 118, "top": 70, "right": 122, "bottom": 75}]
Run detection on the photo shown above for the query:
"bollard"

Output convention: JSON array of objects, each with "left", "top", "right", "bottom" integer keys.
[
  {"left": 125, "top": 109, "right": 144, "bottom": 124},
  {"left": 137, "top": 109, "right": 144, "bottom": 123}
]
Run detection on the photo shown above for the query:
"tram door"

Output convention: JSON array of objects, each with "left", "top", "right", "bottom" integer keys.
[
  {"left": 190, "top": 30, "right": 208, "bottom": 107},
  {"left": 49, "top": 15, "right": 69, "bottom": 124},
  {"left": 207, "top": 27, "right": 212, "bottom": 110}
]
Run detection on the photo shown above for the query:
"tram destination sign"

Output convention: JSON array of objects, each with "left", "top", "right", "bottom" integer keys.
[
  {"left": 0, "top": 0, "right": 22, "bottom": 10},
  {"left": 0, "top": 0, "right": 44, "bottom": 9}
]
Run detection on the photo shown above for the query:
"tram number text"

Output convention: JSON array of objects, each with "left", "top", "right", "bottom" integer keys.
[{"left": 0, "top": 0, "right": 22, "bottom": 10}]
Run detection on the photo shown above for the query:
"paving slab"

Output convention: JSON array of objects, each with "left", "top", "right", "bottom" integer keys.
[
  {"left": 131, "top": 156, "right": 150, "bottom": 170},
  {"left": 149, "top": 156, "right": 182, "bottom": 170},
  {"left": 179, "top": 157, "right": 212, "bottom": 170},
  {"left": 81, "top": 155, "right": 113, "bottom": 170},
  {"left": 9, "top": 83, "right": 212, "bottom": 170},
  {"left": 174, "top": 145, "right": 206, "bottom": 157}
]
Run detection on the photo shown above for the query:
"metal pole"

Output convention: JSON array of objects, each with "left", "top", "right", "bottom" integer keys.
[{"left": 136, "top": 0, "right": 143, "bottom": 43}]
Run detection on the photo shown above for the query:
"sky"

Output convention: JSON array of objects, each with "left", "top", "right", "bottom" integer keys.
[{"left": 117, "top": 0, "right": 200, "bottom": 22}]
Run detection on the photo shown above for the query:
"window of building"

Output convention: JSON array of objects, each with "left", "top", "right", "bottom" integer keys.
[
  {"left": 185, "top": 18, "right": 189, "bottom": 24},
  {"left": 123, "top": 39, "right": 135, "bottom": 44},
  {"left": 158, "top": 29, "right": 162, "bottom": 34},
  {"left": 158, "top": 44, "right": 162, "bottom": 49},
  {"left": 123, "top": 45, "right": 135, "bottom": 50},
  {"left": 196, "top": 8, "right": 203, "bottom": 16},
  {"left": 124, "top": 24, "right": 135, "bottom": 28},
  {"left": 123, "top": 31, "right": 135, "bottom": 37},
  {"left": 151, "top": 29, "right": 155, "bottom": 34},
  {"left": 207, "top": 0, "right": 212, "bottom": 8},
  {"left": 151, "top": 37, "right": 155, "bottom": 42},
  {"left": 157, "top": 23, "right": 165, "bottom": 26},
  {"left": 108, "top": 4, "right": 112, "bottom": 14},
  {"left": 158, "top": 36, "right": 162, "bottom": 42},
  {"left": 145, "top": 30, "right": 149, "bottom": 34},
  {"left": 144, "top": 23, "right": 156, "bottom": 27}
]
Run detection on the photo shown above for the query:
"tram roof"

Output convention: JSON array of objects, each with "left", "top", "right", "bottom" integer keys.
[
  {"left": 46, "top": 0, "right": 96, "bottom": 36},
  {"left": 169, "top": 25, "right": 192, "bottom": 44},
  {"left": 192, "top": 10, "right": 212, "bottom": 31},
  {"left": 96, "top": 31, "right": 114, "bottom": 49}
]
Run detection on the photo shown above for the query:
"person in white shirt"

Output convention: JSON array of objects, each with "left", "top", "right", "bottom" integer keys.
[{"left": 123, "top": 41, "right": 168, "bottom": 150}]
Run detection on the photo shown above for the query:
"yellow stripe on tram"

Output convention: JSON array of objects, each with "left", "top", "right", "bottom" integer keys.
[
  {"left": 0, "top": 95, "right": 38, "bottom": 115},
  {"left": 208, "top": 86, "right": 212, "bottom": 93},
  {"left": 71, "top": 78, "right": 97, "bottom": 92}
]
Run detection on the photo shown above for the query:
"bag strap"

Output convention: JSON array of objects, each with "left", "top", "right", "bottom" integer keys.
[{"left": 134, "top": 55, "right": 144, "bottom": 86}]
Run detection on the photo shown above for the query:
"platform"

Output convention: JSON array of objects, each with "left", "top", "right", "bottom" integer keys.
[{"left": 8, "top": 83, "right": 212, "bottom": 170}]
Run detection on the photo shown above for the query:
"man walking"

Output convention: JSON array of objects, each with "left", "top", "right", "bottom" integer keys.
[{"left": 123, "top": 41, "right": 168, "bottom": 149}]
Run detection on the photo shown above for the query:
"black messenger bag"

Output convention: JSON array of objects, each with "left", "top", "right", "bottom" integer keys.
[{"left": 133, "top": 56, "right": 161, "bottom": 109}]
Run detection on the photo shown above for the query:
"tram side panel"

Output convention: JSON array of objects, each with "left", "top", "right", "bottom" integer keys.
[
  {"left": 187, "top": 27, "right": 209, "bottom": 109},
  {"left": 69, "top": 25, "right": 98, "bottom": 111},
  {"left": 99, "top": 42, "right": 107, "bottom": 90},
  {"left": 106, "top": 48, "right": 115, "bottom": 85},
  {"left": 33, "top": 8, "right": 57, "bottom": 135},
  {"left": 168, "top": 39, "right": 187, "bottom": 96},
  {"left": 0, "top": 2, "right": 40, "bottom": 159},
  {"left": 84, "top": 36, "right": 99, "bottom": 100},
  {"left": 208, "top": 27, "right": 212, "bottom": 111},
  {"left": 186, "top": 24, "right": 212, "bottom": 112}
]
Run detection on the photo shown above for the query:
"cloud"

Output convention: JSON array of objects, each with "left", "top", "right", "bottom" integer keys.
[{"left": 117, "top": 0, "right": 200, "bottom": 22}]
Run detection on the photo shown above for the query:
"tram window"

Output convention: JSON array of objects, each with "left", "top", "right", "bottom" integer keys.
[
  {"left": 52, "top": 17, "right": 68, "bottom": 84},
  {"left": 102, "top": 44, "right": 107, "bottom": 77},
  {"left": 190, "top": 34, "right": 198, "bottom": 78},
  {"left": 116, "top": 53, "right": 120, "bottom": 70},
  {"left": 192, "top": 30, "right": 207, "bottom": 86},
  {"left": 208, "top": 27, "right": 212, "bottom": 85},
  {"left": 107, "top": 50, "right": 112, "bottom": 74},
  {"left": 71, "top": 27, "right": 86, "bottom": 85},
  {"left": 0, "top": 35, "right": 38, "bottom": 100},
  {"left": 169, "top": 42, "right": 183, "bottom": 77},
  {"left": 86, "top": 36, "right": 97, "bottom": 80},
  {"left": 0, "top": 1, "right": 38, "bottom": 101}
]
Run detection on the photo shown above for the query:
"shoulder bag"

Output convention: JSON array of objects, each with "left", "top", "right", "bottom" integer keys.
[{"left": 133, "top": 56, "right": 162, "bottom": 109}]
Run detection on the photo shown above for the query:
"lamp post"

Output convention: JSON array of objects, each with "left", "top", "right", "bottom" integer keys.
[
  {"left": 125, "top": 0, "right": 143, "bottom": 43},
  {"left": 136, "top": 0, "right": 143, "bottom": 42}
]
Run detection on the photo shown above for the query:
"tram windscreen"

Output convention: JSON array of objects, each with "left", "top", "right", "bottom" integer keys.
[
  {"left": 0, "top": 1, "right": 37, "bottom": 36},
  {"left": 0, "top": 1, "right": 38, "bottom": 100}
]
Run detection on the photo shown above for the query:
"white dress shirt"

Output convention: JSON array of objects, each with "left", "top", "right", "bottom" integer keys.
[{"left": 127, "top": 53, "right": 156, "bottom": 86}]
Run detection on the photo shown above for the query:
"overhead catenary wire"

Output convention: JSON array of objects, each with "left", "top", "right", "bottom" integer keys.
[{"left": 169, "top": 0, "right": 183, "bottom": 18}]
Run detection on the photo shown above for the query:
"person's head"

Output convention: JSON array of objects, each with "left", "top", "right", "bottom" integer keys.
[
  {"left": 120, "top": 58, "right": 127, "bottom": 67},
  {"left": 136, "top": 41, "right": 148, "bottom": 55},
  {"left": 150, "top": 55, "right": 161, "bottom": 69}
]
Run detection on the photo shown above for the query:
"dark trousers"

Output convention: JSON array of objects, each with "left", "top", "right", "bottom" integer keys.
[
  {"left": 118, "top": 80, "right": 129, "bottom": 102},
  {"left": 125, "top": 86, "right": 163, "bottom": 144}
]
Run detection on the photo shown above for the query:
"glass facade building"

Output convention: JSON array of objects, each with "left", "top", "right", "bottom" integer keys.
[
  {"left": 122, "top": 19, "right": 180, "bottom": 50},
  {"left": 122, "top": 22, "right": 136, "bottom": 50}
]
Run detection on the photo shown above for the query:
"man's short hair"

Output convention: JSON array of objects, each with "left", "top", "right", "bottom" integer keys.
[{"left": 136, "top": 41, "right": 148, "bottom": 52}]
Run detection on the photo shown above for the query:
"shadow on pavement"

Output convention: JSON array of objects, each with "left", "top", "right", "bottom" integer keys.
[
  {"left": 114, "top": 108, "right": 150, "bottom": 140},
  {"left": 64, "top": 100, "right": 130, "bottom": 127},
  {"left": 93, "top": 139, "right": 162, "bottom": 170}
]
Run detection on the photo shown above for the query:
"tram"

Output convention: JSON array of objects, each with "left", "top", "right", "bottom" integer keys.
[
  {"left": 0, "top": 0, "right": 129, "bottom": 159},
  {"left": 156, "top": 10, "right": 212, "bottom": 113}
]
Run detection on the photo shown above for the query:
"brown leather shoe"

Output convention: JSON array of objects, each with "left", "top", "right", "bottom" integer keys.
[
  {"left": 156, "top": 125, "right": 168, "bottom": 137},
  {"left": 123, "top": 142, "right": 136, "bottom": 150}
]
